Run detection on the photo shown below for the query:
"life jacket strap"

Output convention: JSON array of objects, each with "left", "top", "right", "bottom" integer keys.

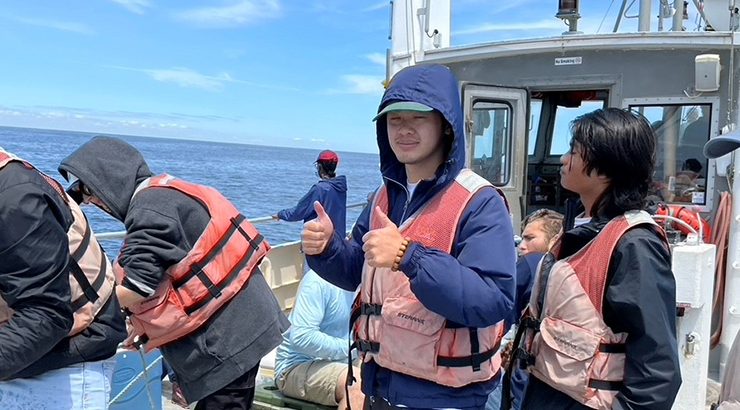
[
  {"left": 598, "top": 343, "right": 626, "bottom": 353},
  {"left": 520, "top": 316, "right": 541, "bottom": 331},
  {"left": 183, "top": 233, "right": 264, "bottom": 315},
  {"left": 436, "top": 346, "right": 497, "bottom": 369},
  {"left": 587, "top": 379, "right": 624, "bottom": 390},
  {"left": 172, "top": 213, "right": 249, "bottom": 289},
  {"left": 71, "top": 217, "right": 92, "bottom": 260},
  {"left": 231, "top": 216, "right": 263, "bottom": 250},
  {"left": 360, "top": 303, "right": 382, "bottom": 316},
  {"left": 355, "top": 339, "right": 380, "bottom": 353},
  {"left": 192, "top": 263, "right": 222, "bottom": 299},
  {"left": 69, "top": 259, "right": 99, "bottom": 310},
  {"left": 514, "top": 347, "right": 536, "bottom": 369}
]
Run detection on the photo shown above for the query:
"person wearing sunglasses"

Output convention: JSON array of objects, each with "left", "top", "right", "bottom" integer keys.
[
  {"left": 0, "top": 148, "right": 125, "bottom": 409},
  {"left": 59, "top": 136, "right": 290, "bottom": 410}
]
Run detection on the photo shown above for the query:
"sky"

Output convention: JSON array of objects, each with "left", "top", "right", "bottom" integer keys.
[{"left": 0, "top": 0, "right": 702, "bottom": 153}]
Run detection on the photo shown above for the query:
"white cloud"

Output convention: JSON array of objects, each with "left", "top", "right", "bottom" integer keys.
[
  {"left": 328, "top": 75, "right": 385, "bottom": 96},
  {"left": 109, "top": 0, "right": 151, "bottom": 14},
  {"left": 107, "top": 65, "right": 301, "bottom": 92},
  {"left": 0, "top": 104, "right": 196, "bottom": 135},
  {"left": 365, "top": 52, "right": 386, "bottom": 66},
  {"left": 0, "top": 109, "right": 22, "bottom": 117},
  {"left": 362, "top": 2, "right": 388, "bottom": 12},
  {"left": 174, "top": 0, "right": 281, "bottom": 28},
  {"left": 14, "top": 17, "right": 93, "bottom": 35},
  {"left": 489, "top": 0, "right": 538, "bottom": 15},
  {"left": 454, "top": 19, "right": 563, "bottom": 35},
  {"left": 108, "top": 66, "right": 233, "bottom": 91},
  {"left": 144, "top": 67, "right": 232, "bottom": 91}
]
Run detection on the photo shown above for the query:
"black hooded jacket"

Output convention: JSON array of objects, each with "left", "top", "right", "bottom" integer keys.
[
  {"left": 0, "top": 159, "right": 125, "bottom": 380},
  {"left": 59, "top": 136, "right": 289, "bottom": 402}
]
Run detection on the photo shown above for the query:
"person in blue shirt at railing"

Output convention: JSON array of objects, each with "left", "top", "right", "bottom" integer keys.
[
  {"left": 301, "top": 64, "right": 516, "bottom": 409},
  {"left": 273, "top": 150, "right": 347, "bottom": 235},
  {"left": 274, "top": 269, "right": 364, "bottom": 408}
]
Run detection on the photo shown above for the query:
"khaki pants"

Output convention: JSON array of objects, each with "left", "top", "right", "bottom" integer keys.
[{"left": 276, "top": 360, "right": 346, "bottom": 406}]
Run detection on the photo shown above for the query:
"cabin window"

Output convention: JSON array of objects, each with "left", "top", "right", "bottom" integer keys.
[
  {"left": 549, "top": 100, "right": 606, "bottom": 156},
  {"left": 528, "top": 99, "right": 543, "bottom": 156},
  {"left": 630, "top": 103, "right": 711, "bottom": 206},
  {"left": 471, "top": 100, "right": 512, "bottom": 185}
]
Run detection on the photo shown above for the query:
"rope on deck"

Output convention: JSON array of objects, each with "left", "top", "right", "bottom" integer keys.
[{"left": 108, "top": 351, "right": 163, "bottom": 408}]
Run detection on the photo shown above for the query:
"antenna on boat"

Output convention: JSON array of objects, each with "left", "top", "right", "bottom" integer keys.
[{"left": 556, "top": 0, "right": 582, "bottom": 35}]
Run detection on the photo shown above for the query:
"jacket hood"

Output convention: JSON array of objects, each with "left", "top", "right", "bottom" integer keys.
[
  {"left": 375, "top": 64, "right": 465, "bottom": 185},
  {"left": 323, "top": 175, "right": 347, "bottom": 192},
  {"left": 58, "top": 136, "right": 152, "bottom": 221}
]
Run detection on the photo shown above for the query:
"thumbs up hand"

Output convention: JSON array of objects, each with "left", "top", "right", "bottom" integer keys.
[
  {"left": 302, "top": 201, "right": 335, "bottom": 255},
  {"left": 362, "top": 206, "right": 405, "bottom": 268}
]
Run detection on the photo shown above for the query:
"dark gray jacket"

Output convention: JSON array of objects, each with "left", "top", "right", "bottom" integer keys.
[
  {"left": 0, "top": 160, "right": 125, "bottom": 380},
  {"left": 59, "top": 136, "right": 289, "bottom": 402}
]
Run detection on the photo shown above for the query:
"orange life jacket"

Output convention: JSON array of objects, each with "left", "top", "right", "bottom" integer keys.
[
  {"left": 0, "top": 151, "right": 115, "bottom": 336},
  {"left": 519, "top": 211, "right": 667, "bottom": 409},
  {"left": 114, "top": 174, "right": 270, "bottom": 350},
  {"left": 353, "top": 169, "right": 506, "bottom": 387}
]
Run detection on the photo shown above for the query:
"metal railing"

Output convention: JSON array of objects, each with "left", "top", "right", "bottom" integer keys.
[{"left": 95, "top": 202, "right": 367, "bottom": 241}]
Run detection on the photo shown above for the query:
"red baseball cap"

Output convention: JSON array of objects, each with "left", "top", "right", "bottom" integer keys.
[{"left": 316, "top": 150, "right": 339, "bottom": 164}]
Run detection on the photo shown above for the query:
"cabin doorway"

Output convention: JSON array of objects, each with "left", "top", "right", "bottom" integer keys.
[
  {"left": 524, "top": 89, "right": 608, "bottom": 219},
  {"left": 461, "top": 83, "right": 528, "bottom": 228}
]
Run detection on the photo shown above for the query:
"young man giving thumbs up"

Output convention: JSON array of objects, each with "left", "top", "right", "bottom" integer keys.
[{"left": 301, "top": 64, "right": 516, "bottom": 410}]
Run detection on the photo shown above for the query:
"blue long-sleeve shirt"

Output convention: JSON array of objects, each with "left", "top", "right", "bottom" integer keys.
[
  {"left": 307, "top": 64, "right": 516, "bottom": 409},
  {"left": 274, "top": 270, "right": 356, "bottom": 379}
]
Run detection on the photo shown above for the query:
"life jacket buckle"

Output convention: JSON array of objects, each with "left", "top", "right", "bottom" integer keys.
[
  {"left": 520, "top": 316, "right": 541, "bottom": 331},
  {"left": 360, "top": 303, "right": 382, "bottom": 316},
  {"left": 515, "top": 347, "right": 536, "bottom": 368},
  {"left": 357, "top": 339, "right": 379, "bottom": 353}
]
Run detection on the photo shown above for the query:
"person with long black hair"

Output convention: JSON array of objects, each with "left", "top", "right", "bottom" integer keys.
[{"left": 515, "top": 108, "right": 681, "bottom": 410}]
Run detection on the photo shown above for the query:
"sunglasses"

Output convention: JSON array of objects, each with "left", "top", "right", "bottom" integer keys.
[{"left": 79, "top": 182, "right": 93, "bottom": 197}]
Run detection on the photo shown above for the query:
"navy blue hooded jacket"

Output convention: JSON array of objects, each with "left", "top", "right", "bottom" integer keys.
[
  {"left": 278, "top": 174, "right": 347, "bottom": 233},
  {"left": 307, "top": 64, "right": 516, "bottom": 409}
]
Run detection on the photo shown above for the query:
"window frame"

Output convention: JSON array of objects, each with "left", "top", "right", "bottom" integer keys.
[{"left": 624, "top": 96, "right": 719, "bottom": 212}]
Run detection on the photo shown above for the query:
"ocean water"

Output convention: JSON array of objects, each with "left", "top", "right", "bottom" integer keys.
[{"left": 0, "top": 126, "right": 381, "bottom": 255}]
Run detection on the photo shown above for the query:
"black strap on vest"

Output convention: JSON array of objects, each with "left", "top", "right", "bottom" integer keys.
[
  {"left": 69, "top": 259, "right": 99, "bottom": 310},
  {"left": 231, "top": 216, "right": 263, "bottom": 251},
  {"left": 354, "top": 339, "right": 381, "bottom": 354},
  {"left": 70, "top": 235, "right": 107, "bottom": 310},
  {"left": 503, "top": 316, "right": 533, "bottom": 410},
  {"left": 588, "top": 379, "right": 624, "bottom": 390},
  {"left": 598, "top": 343, "right": 626, "bottom": 353},
  {"left": 360, "top": 303, "right": 382, "bottom": 316},
  {"left": 172, "top": 213, "right": 249, "bottom": 289},
  {"left": 519, "top": 316, "right": 541, "bottom": 331},
  {"left": 184, "top": 233, "right": 264, "bottom": 315},
  {"left": 72, "top": 219, "right": 92, "bottom": 261},
  {"left": 469, "top": 328, "right": 482, "bottom": 371},
  {"left": 437, "top": 347, "right": 497, "bottom": 369},
  {"left": 191, "top": 262, "right": 222, "bottom": 299}
]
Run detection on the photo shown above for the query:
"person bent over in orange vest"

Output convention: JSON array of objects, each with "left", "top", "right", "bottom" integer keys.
[
  {"left": 514, "top": 108, "right": 682, "bottom": 410},
  {"left": 59, "top": 136, "right": 290, "bottom": 409},
  {"left": 301, "top": 64, "right": 517, "bottom": 409}
]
